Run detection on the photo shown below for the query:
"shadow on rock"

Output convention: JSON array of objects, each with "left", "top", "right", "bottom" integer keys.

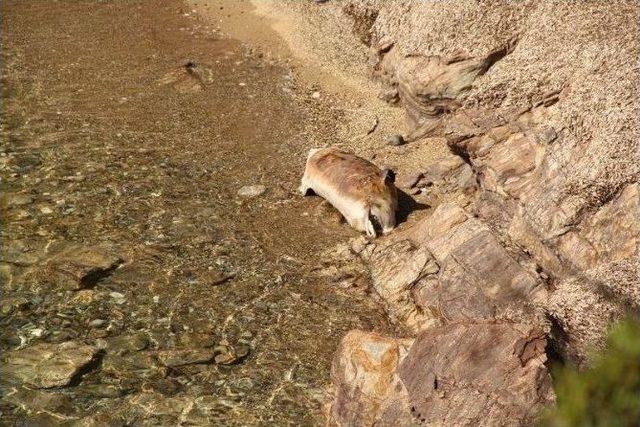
[{"left": 396, "top": 188, "right": 428, "bottom": 225}]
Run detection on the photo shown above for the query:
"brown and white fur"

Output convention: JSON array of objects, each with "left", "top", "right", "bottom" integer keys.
[{"left": 299, "top": 147, "right": 398, "bottom": 237}]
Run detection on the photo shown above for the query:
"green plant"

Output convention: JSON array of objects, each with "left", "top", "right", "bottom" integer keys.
[{"left": 540, "top": 318, "right": 640, "bottom": 427}]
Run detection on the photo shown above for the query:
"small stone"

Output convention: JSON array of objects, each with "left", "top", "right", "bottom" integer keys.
[
  {"left": 6, "top": 194, "right": 34, "bottom": 207},
  {"left": 109, "top": 291, "right": 125, "bottom": 301},
  {"left": 238, "top": 185, "right": 266, "bottom": 198},
  {"left": 109, "top": 332, "right": 149, "bottom": 354},
  {"left": 235, "top": 377, "right": 254, "bottom": 391},
  {"left": 45, "top": 244, "right": 124, "bottom": 290},
  {"left": 378, "top": 87, "right": 399, "bottom": 103},
  {"left": 157, "top": 348, "right": 216, "bottom": 367},
  {"left": 30, "top": 328, "right": 45, "bottom": 338},
  {"left": 213, "top": 343, "right": 250, "bottom": 365},
  {"left": 387, "top": 134, "right": 405, "bottom": 146},
  {"left": 89, "top": 319, "right": 106, "bottom": 328},
  {"left": 39, "top": 206, "right": 54, "bottom": 215},
  {"left": 234, "top": 343, "right": 250, "bottom": 359},
  {"left": 311, "top": 91, "right": 321, "bottom": 99},
  {"left": 0, "top": 297, "right": 29, "bottom": 316},
  {"left": 214, "top": 351, "right": 235, "bottom": 365}
]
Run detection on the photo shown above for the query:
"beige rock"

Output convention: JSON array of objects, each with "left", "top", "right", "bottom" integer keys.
[
  {"left": 368, "top": 239, "right": 439, "bottom": 332},
  {"left": 327, "top": 330, "right": 415, "bottom": 427},
  {"left": 367, "top": 203, "right": 543, "bottom": 332},
  {"left": 328, "top": 323, "right": 554, "bottom": 427},
  {"left": 2, "top": 341, "right": 98, "bottom": 388},
  {"left": 399, "top": 322, "right": 555, "bottom": 426}
]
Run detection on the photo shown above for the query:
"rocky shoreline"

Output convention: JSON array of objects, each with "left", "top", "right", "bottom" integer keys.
[
  {"left": 2, "top": 1, "right": 639, "bottom": 426},
  {"left": 324, "top": 1, "right": 639, "bottom": 424}
]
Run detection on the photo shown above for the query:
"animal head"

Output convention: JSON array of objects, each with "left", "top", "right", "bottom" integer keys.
[{"left": 366, "top": 168, "right": 398, "bottom": 236}]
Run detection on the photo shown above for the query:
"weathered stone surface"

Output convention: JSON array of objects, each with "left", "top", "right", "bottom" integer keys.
[
  {"left": 399, "top": 322, "right": 554, "bottom": 426},
  {"left": 368, "top": 239, "right": 439, "bottom": 332},
  {"left": 213, "top": 343, "right": 250, "bottom": 365},
  {"left": 328, "top": 323, "right": 554, "bottom": 427},
  {"left": 3, "top": 386, "right": 80, "bottom": 419},
  {"left": 237, "top": 184, "right": 266, "bottom": 198},
  {"left": 101, "top": 352, "right": 162, "bottom": 380},
  {"left": 328, "top": 330, "right": 415, "bottom": 427},
  {"left": 45, "top": 244, "right": 123, "bottom": 290},
  {"left": 1, "top": 341, "right": 98, "bottom": 388},
  {"left": 398, "top": 150, "right": 475, "bottom": 196},
  {"left": 366, "top": 203, "right": 544, "bottom": 333}
]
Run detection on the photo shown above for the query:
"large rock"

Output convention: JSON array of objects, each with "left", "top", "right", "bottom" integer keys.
[
  {"left": 328, "top": 330, "right": 415, "bottom": 426},
  {"left": 328, "top": 324, "right": 554, "bottom": 427},
  {"left": 365, "top": 203, "right": 545, "bottom": 334},
  {"left": 399, "top": 322, "right": 554, "bottom": 426},
  {"left": 1, "top": 341, "right": 99, "bottom": 388}
]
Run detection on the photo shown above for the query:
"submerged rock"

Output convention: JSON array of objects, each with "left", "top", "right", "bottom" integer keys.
[
  {"left": 1, "top": 341, "right": 99, "bottom": 388},
  {"left": 45, "top": 244, "right": 123, "bottom": 290},
  {"left": 156, "top": 348, "right": 216, "bottom": 367}
]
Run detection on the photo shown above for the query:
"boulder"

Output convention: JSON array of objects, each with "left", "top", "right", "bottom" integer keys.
[
  {"left": 327, "top": 330, "right": 415, "bottom": 426},
  {"left": 365, "top": 203, "right": 545, "bottom": 334},
  {"left": 328, "top": 323, "right": 554, "bottom": 427},
  {"left": 399, "top": 322, "right": 554, "bottom": 426}
]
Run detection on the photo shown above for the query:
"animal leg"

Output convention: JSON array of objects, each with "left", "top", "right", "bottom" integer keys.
[
  {"left": 363, "top": 208, "right": 377, "bottom": 238},
  {"left": 299, "top": 175, "right": 312, "bottom": 196}
]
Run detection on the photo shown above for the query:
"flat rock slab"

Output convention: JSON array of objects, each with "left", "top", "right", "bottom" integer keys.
[
  {"left": 399, "top": 322, "right": 554, "bottom": 426},
  {"left": 156, "top": 349, "right": 216, "bottom": 367},
  {"left": 1, "top": 341, "right": 98, "bottom": 388},
  {"left": 46, "top": 244, "right": 123, "bottom": 290}
]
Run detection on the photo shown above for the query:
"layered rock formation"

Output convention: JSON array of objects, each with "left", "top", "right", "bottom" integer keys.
[{"left": 329, "top": 1, "right": 639, "bottom": 425}]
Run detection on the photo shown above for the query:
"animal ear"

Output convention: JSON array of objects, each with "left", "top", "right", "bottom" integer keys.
[{"left": 382, "top": 169, "right": 396, "bottom": 184}]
